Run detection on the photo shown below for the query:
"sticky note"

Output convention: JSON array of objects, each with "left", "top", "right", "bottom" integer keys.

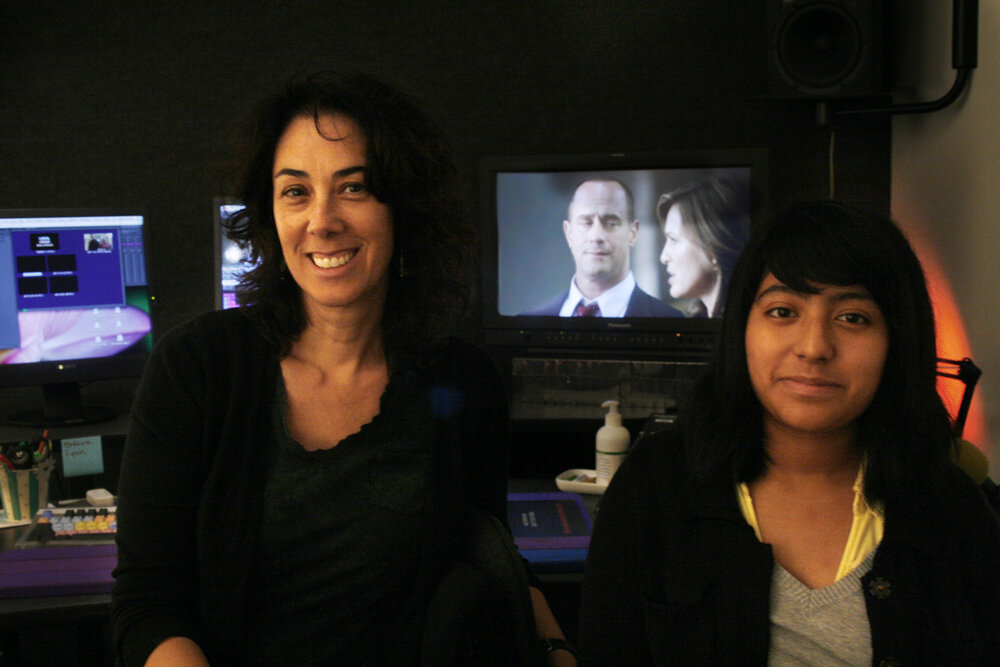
[{"left": 60, "top": 436, "right": 104, "bottom": 477}]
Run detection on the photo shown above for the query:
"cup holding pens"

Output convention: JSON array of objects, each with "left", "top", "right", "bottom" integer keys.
[{"left": 0, "top": 459, "right": 54, "bottom": 522}]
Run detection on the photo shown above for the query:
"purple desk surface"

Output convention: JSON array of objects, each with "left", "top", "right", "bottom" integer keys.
[{"left": 0, "top": 544, "right": 116, "bottom": 599}]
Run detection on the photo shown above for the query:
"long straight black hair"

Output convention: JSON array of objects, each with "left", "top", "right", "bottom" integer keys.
[{"left": 681, "top": 200, "right": 954, "bottom": 509}]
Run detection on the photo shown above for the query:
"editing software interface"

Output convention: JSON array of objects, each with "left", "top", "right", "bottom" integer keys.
[{"left": 0, "top": 213, "right": 151, "bottom": 365}]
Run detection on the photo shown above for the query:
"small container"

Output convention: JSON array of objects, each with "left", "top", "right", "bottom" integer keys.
[
  {"left": 555, "top": 468, "right": 607, "bottom": 495},
  {"left": 595, "top": 400, "right": 630, "bottom": 485},
  {"left": 0, "top": 459, "right": 54, "bottom": 522}
]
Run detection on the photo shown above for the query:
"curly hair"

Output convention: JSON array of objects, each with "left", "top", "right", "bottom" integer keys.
[
  {"left": 681, "top": 200, "right": 954, "bottom": 510},
  {"left": 223, "top": 70, "right": 475, "bottom": 366}
]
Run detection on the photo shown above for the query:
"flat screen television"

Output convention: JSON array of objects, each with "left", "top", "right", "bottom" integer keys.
[
  {"left": 213, "top": 199, "right": 253, "bottom": 310},
  {"left": 479, "top": 149, "right": 767, "bottom": 358},
  {"left": 0, "top": 209, "right": 154, "bottom": 426}
]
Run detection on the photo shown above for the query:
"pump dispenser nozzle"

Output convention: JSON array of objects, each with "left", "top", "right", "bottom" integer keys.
[{"left": 601, "top": 400, "right": 622, "bottom": 427}]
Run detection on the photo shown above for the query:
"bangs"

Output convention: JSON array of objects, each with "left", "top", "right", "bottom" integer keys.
[{"left": 755, "top": 204, "right": 902, "bottom": 310}]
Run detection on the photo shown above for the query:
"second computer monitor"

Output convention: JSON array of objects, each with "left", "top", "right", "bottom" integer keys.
[{"left": 213, "top": 200, "right": 253, "bottom": 310}]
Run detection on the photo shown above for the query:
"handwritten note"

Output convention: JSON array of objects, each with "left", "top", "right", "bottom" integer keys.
[{"left": 61, "top": 436, "right": 104, "bottom": 477}]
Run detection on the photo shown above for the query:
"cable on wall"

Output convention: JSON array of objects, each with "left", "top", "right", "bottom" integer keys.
[
  {"left": 822, "top": 0, "right": 977, "bottom": 201},
  {"left": 835, "top": 0, "right": 978, "bottom": 118}
]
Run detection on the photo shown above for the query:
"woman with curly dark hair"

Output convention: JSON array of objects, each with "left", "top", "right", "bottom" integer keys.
[
  {"left": 112, "top": 71, "right": 573, "bottom": 666},
  {"left": 226, "top": 70, "right": 475, "bottom": 365}
]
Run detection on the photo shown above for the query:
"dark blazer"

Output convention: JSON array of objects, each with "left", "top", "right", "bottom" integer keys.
[
  {"left": 520, "top": 285, "right": 682, "bottom": 317},
  {"left": 579, "top": 430, "right": 1000, "bottom": 666}
]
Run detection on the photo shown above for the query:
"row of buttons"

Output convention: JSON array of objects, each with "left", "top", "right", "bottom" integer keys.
[
  {"left": 37, "top": 508, "right": 117, "bottom": 536},
  {"left": 23, "top": 507, "right": 119, "bottom": 545}
]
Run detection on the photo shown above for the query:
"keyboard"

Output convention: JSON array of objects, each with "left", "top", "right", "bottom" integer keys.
[{"left": 18, "top": 506, "right": 118, "bottom": 548}]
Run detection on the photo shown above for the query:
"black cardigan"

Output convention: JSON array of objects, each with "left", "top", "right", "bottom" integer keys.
[
  {"left": 578, "top": 430, "right": 1000, "bottom": 666},
  {"left": 111, "top": 308, "right": 512, "bottom": 665}
]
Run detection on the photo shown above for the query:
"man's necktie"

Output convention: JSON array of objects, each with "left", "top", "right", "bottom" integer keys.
[{"left": 573, "top": 301, "right": 601, "bottom": 317}]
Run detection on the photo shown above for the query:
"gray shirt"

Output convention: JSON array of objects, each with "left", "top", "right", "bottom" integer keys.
[{"left": 768, "top": 549, "right": 876, "bottom": 666}]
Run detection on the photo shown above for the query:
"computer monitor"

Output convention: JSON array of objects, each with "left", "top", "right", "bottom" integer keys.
[
  {"left": 479, "top": 149, "right": 768, "bottom": 433},
  {"left": 213, "top": 199, "right": 252, "bottom": 310},
  {"left": 0, "top": 209, "right": 154, "bottom": 426},
  {"left": 479, "top": 149, "right": 767, "bottom": 356}
]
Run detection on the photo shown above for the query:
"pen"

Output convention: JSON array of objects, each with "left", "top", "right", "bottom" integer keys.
[
  {"left": 34, "top": 441, "right": 50, "bottom": 463},
  {"left": 0, "top": 454, "right": 14, "bottom": 472},
  {"left": 33, "top": 430, "right": 51, "bottom": 465}
]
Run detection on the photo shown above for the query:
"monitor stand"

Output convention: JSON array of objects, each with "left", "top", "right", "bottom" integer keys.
[{"left": 5, "top": 382, "right": 117, "bottom": 428}]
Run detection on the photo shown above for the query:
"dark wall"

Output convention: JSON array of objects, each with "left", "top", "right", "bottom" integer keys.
[{"left": 0, "top": 1, "right": 889, "bottom": 377}]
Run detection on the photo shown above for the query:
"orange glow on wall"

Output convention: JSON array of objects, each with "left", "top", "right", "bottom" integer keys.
[{"left": 904, "top": 227, "right": 989, "bottom": 448}]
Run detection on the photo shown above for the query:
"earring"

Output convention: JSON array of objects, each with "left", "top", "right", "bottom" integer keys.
[{"left": 398, "top": 255, "right": 408, "bottom": 278}]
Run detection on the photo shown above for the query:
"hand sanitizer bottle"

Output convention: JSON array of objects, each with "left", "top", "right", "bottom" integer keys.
[{"left": 596, "top": 400, "right": 630, "bottom": 485}]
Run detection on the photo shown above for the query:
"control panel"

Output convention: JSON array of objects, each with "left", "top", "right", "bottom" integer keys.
[{"left": 508, "top": 356, "right": 708, "bottom": 420}]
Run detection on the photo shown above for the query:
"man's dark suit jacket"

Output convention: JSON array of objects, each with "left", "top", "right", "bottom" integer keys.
[{"left": 520, "top": 286, "right": 682, "bottom": 317}]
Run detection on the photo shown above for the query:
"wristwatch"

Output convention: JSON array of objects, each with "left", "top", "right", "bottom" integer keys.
[{"left": 539, "top": 637, "right": 576, "bottom": 656}]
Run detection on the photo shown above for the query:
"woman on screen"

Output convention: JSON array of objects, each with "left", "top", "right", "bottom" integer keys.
[
  {"left": 656, "top": 177, "right": 749, "bottom": 318},
  {"left": 579, "top": 201, "right": 1000, "bottom": 665},
  {"left": 111, "top": 71, "right": 574, "bottom": 667}
]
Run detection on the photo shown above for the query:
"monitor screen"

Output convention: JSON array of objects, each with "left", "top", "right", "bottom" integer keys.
[
  {"left": 0, "top": 209, "right": 154, "bottom": 425},
  {"left": 480, "top": 149, "right": 766, "bottom": 355},
  {"left": 213, "top": 199, "right": 253, "bottom": 310}
]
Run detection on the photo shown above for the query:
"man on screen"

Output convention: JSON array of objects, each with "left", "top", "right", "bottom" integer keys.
[{"left": 521, "top": 178, "right": 680, "bottom": 317}]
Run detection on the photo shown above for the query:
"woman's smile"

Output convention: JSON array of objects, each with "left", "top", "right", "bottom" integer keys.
[
  {"left": 776, "top": 374, "right": 844, "bottom": 398},
  {"left": 309, "top": 248, "right": 359, "bottom": 269}
]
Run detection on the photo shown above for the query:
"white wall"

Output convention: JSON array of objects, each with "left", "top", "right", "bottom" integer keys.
[{"left": 891, "top": 1, "right": 1000, "bottom": 474}]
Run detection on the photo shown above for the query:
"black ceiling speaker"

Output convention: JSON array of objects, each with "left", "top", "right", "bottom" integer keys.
[{"left": 768, "top": 0, "right": 889, "bottom": 99}]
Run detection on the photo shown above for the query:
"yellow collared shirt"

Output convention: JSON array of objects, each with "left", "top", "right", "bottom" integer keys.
[{"left": 736, "top": 468, "right": 884, "bottom": 581}]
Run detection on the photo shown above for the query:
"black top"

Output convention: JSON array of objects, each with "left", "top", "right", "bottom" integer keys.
[
  {"left": 111, "top": 308, "right": 513, "bottom": 665},
  {"left": 578, "top": 429, "right": 1000, "bottom": 666},
  {"left": 248, "top": 376, "right": 432, "bottom": 664}
]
